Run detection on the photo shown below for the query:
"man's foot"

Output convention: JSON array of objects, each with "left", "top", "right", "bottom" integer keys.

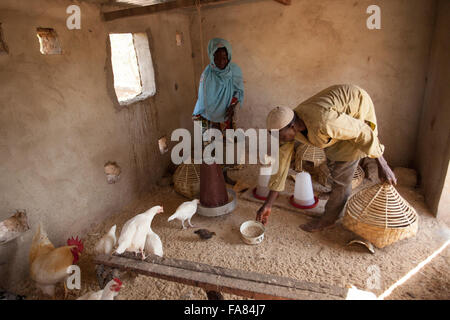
[{"left": 299, "top": 220, "right": 336, "bottom": 233}]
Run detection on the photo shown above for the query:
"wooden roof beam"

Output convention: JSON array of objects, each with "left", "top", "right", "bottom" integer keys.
[
  {"left": 103, "top": 0, "right": 237, "bottom": 21},
  {"left": 274, "top": 0, "right": 291, "bottom": 5}
]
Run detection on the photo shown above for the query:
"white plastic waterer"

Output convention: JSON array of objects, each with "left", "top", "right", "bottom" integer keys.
[
  {"left": 254, "top": 156, "right": 273, "bottom": 199},
  {"left": 256, "top": 172, "right": 271, "bottom": 198},
  {"left": 293, "top": 171, "right": 316, "bottom": 207}
]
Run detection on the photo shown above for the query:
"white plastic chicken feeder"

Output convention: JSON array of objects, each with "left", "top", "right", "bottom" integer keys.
[
  {"left": 197, "top": 189, "right": 237, "bottom": 217},
  {"left": 254, "top": 173, "right": 271, "bottom": 200},
  {"left": 289, "top": 171, "right": 319, "bottom": 209}
]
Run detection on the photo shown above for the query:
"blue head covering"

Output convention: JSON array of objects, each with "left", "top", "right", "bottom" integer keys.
[{"left": 192, "top": 38, "right": 244, "bottom": 123}]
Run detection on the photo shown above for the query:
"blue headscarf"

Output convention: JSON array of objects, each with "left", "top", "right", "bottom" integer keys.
[{"left": 192, "top": 38, "right": 244, "bottom": 123}]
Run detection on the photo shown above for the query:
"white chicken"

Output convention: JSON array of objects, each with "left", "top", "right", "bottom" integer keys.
[
  {"left": 115, "top": 205, "right": 163, "bottom": 260},
  {"left": 345, "top": 285, "right": 378, "bottom": 300},
  {"left": 94, "top": 225, "right": 117, "bottom": 255},
  {"left": 144, "top": 231, "right": 163, "bottom": 257},
  {"left": 167, "top": 199, "right": 199, "bottom": 229},
  {"left": 77, "top": 278, "right": 123, "bottom": 300}
]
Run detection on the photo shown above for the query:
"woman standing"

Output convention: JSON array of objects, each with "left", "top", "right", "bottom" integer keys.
[
  {"left": 192, "top": 38, "right": 244, "bottom": 208},
  {"left": 192, "top": 38, "right": 244, "bottom": 135}
]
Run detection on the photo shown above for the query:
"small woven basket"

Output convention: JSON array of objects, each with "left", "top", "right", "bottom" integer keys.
[
  {"left": 342, "top": 183, "right": 418, "bottom": 248},
  {"left": 173, "top": 163, "right": 200, "bottom": 199},
  {"left": 295, "top": 144, "right": 326, "bottom": 171},
  {"left": 351, "top": 165, "right": 365, "bottom": 189}
]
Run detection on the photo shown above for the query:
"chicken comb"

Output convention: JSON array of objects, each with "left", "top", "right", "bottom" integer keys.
[
  {"left": 111, "top": 278, "right": 123, "bottom": 292},
  {"left": 67, "top": 236, "right": 84, "bottom": 252},
  {"left": 113, "top": 278, "right": 122, "bottom": 286}
]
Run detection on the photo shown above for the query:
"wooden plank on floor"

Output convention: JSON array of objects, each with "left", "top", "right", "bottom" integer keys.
[
  {"left": 122, "top": 252, "right": 346, "bottom": 297},
  {"left": 94, "top": 253, "right": 348, "bottom": 300}
]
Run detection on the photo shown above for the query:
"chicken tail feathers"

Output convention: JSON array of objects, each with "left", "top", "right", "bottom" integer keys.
[
  {"left": 31, "top": 222, "right": 53, "bottom": 248},
  {"left": 36, "top": 222, "right": 46, "bottom": 239},
  {"left": 108, "top": 225, "right": 117, "bottom": 236},
  {"left": 167, "top": 213, "right": 177, "bottom": 222},
  {"left": 114, "top": 242, "right": 127, "bottom": 254}
]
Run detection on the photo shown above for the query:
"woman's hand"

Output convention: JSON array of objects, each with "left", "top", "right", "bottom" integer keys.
[
  {"left": 226, "top": 97, "right": 238, "bottom": 119},
  {"left": 256, "top": 204, "right": 272, "bottom": 226},
  {"left": 226, "top": 105, "right": 235, "bottom": 120},
  {"left": 376, "top": 156, "right": 397, "bottom": 185}
]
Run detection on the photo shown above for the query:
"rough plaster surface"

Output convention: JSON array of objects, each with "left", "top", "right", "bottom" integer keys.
[
  {"left": 0, "top": 0, "right": 197, "bottom": 289},
  {"left": 104, "top": 9, "right": 199, "bottom": 189},
  {"left": 190, "top": 0, "right": 435, "bottom": 168},
  {"left": 105, "top": 9, "right": 198, "bottom": 134},
  {"left": 415, "top": 0, "right": 450, "bottom": 219}
]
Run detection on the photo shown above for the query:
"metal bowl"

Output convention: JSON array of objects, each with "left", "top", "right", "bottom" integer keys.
[
  {"left": 240, "top": 220, "right": 265, "bottom": 245},
  {"left": 197, "top": 188, "right": 237, "bottom": 217}
]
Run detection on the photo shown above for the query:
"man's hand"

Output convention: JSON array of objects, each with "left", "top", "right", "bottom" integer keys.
[
  {"left": 255, "top": 190, "right": 278, "bottom": 225},
  {"left": 376, "top": 156, "right": 397, "bottom": 185},
  {"left": 256, "top": 204, "right": 271, "bottom": 226}
]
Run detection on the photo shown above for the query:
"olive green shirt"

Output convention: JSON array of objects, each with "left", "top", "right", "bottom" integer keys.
[{"left": 268, "top": 84, "right": 384, "bottom": 192}]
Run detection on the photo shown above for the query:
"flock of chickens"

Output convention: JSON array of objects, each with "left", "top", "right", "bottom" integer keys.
[{"left": 28, "top": 199, "right": 212, "bottom": 300}]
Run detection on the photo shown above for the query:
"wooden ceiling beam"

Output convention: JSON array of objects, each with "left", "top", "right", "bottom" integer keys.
[
  {"left": 103, "top": 0, "right": 237, "bottom": 21},
  {"left": 274, "top": 0, "right": 291, "bottom": 5}
]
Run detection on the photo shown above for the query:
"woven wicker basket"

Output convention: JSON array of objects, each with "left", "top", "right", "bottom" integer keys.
[
  {"left": 295, "top": 144, "right": 326, "bottom": 171},
  {"left": 351, "top": 165, "right": 365, "bottom": 189},
  {"left": 173, "top": 163, "right": 200, "bottom": 199},
  {"left": 342, "top": 183, "right": 418, "bottom": 248}
]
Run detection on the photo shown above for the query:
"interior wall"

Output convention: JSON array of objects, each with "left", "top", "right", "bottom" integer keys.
[
  {"left": 190, "top": 0, "right": 436, "bottom": 167},
  {"left": 0, "top": 0, "right": 445, "bottom": 291},
  {"left": 415, "top": 0, "right": 450, "bottom": 219},
  {"left": 0, "top": 0, "right": 197, "bottom": 290}
]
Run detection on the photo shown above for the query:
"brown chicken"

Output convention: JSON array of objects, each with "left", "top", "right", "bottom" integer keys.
[{"left": 29, "top": 223, "right": 83, "bottom": 297}]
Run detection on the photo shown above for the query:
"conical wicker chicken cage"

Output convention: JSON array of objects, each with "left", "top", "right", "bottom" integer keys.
[
  {"left": 173, "top": 163, "right": 200, "bottom": 199},
  {"left": 343, "top": 183, "right": 418, "bottom": 248},
  {"left": 351, "top": 165, "right": 365, "bottom": 189},
  {"left": 295, "top": 144, "right": 326, "bottom": 171}
]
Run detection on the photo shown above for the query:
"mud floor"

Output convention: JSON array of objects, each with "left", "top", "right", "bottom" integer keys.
[{"left": 12, "top": 165, "right": 450, "bottom": 300}]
